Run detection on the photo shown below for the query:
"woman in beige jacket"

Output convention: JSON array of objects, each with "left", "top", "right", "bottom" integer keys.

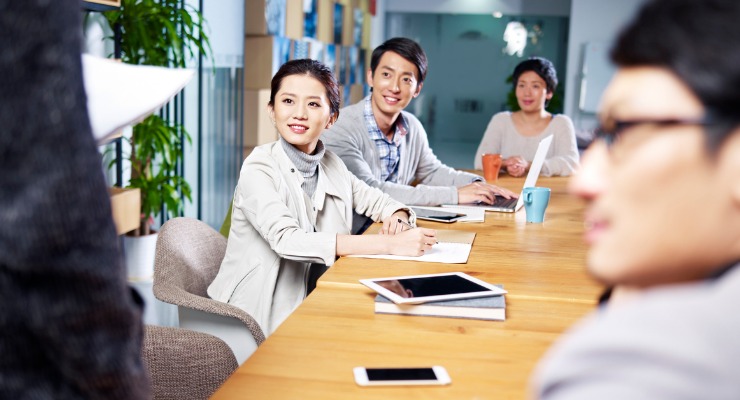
[{"left": 209, "top": 59, "right": 436, "bottom": 336}]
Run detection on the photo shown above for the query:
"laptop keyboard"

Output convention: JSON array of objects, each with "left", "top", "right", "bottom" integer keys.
[{"left": 493, "top": 196, "right": 518, "bottom": 208}]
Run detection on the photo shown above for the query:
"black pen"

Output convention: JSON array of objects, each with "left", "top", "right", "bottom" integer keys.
[
  {"left": 397, "top": 218, "right": 414, "bottom": 229},
  {"left": 397, "top": 218, "right": 438, "bottom": 244}
]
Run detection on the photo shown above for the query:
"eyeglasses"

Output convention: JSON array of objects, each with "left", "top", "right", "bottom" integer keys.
[{"left": 594, "top": 117, "right": 711, "bottom": 149}]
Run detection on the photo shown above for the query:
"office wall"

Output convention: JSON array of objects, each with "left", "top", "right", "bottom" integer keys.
[
  {"left": 563, "top": 0, "right": 644, "bottom": 132},
  {"left": 385, "top": 12, "right": 568, "bottom": 168},
  {"left": 373, "top": 0, "right": 570, "bottom": 50}
]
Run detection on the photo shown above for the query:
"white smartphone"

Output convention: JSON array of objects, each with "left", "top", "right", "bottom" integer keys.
[
  {"left": 353, "top": 366, "right": 451, "bottom": 386},
  {"left": 410, "top": 206, "right": 467, "bottom": 223}
]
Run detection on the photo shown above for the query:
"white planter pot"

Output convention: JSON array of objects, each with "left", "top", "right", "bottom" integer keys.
[{"left": 123, "top": 232, "right": 159, "bottom": 281}]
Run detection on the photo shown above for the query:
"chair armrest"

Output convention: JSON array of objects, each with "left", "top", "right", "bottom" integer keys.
[
  {"left": 177, "top": 307, "right": 259, "bottom": 364},
  {"left": 153, "top": 285, "right": 266, "bottom": 345}
]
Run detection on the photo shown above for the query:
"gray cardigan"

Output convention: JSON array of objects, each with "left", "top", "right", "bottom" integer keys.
[
  {"left": 533, "top": 263, "right": 740, "bottom": 399},
  {"left": 322, "top": 97, "right": 481, "bottom": 207}
]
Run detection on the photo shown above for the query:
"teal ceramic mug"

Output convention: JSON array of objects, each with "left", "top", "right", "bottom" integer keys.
[{"left": 523, "top": 187, "right": 551, "bottom": 223}]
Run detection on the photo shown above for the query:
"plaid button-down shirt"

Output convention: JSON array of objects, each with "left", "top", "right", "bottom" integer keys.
[{"left": 363, "top": 96, "right": 409, "bottom": 183}]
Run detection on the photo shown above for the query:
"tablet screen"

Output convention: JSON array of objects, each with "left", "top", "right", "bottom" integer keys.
[{"left": 360, "top": 272, "right": 506, "bottom": 304}]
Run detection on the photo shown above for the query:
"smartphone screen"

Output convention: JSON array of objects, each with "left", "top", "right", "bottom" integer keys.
[
  {"left": 410, "top": 207, "right": 466, "bottom": 222},
  {"left": 366, "top": 367, "right": 437, "bottom": 381},
  {"left": 354, "top": 366, "right": 451, "bottom": 386}
]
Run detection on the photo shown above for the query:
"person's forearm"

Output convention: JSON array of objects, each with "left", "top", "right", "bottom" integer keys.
[
  {"left": 541, "top": 156, "right": 578, "bottom": 177},
  {"left": 336, "top": 234, "right": 391, "bottom": 256},
  {"left": 377, "top": 181, "right": 458, "bottom": 206}
]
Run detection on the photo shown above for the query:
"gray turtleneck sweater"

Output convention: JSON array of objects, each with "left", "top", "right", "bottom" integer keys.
[{"left": 280, "top": 136, "right": 326, "bottom": 198}]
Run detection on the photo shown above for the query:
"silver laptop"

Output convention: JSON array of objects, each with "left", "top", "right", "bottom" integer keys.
[{"left": 446, "top": 135, "right": 553, "bottom": 213}]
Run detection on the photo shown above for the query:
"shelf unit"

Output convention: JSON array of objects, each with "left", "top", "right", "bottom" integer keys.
[{"left": 81, "top": 0, "right": 121, "bottom": 12}]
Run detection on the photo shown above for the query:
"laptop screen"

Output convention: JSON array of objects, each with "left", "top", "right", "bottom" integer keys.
[
  {"left": 513, "top": 134, "right": 553, "bottom": 210},
  {"left": 523, "top": 134, "right": 553, "bottom": 190}
]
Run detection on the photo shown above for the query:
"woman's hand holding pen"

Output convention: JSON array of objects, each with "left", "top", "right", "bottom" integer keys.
[
  {"left": 378, "top": 212, "right": 436, "bottom": 256},
  {"left": 389, "top": 226, "right": 437, "bottom": 257},
  {"left": 374, "top": 210, "right": 434, "bottom": 256}
]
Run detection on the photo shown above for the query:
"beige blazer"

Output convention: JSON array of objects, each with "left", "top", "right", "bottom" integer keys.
[{"left": 208, "top": 141, "right": 411, "bottom": 335}]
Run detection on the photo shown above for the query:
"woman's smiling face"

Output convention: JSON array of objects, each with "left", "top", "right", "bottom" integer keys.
[
  {"left": 515, "top": 70, "right": 551, "bottom": 113},
  {"left": 269, "top": 74, "right": 334, "bottom": 154}
]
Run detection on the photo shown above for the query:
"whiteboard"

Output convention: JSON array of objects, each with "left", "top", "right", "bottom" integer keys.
[{"left": 579, "top": 42, "right": 616, "bottom": 113}]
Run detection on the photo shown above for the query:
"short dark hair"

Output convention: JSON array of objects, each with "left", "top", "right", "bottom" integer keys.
[
  {"left": 611, "top": 0, "right": 740, "bottom": 146},
  {"left": 269, "top": 59, "right": 341, "bottom": 117},
  {"left": 370, "top": 37, "right": 428, "bottom": 84},
  {"left": 512, "top": 57, "right": 558, "bottom": 93}
]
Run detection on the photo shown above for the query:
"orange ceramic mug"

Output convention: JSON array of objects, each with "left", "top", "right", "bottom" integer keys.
[{"left": 481, "top": 153, "right": 502, "bottom": 182}]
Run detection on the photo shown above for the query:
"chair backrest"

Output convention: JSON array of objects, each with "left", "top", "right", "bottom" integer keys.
[
  {"left": 153, "top": 216, "right": 267, "bottom": 357},
  {"left": 142, "top": 325, "right": 237, "bottom": 400},
  {"left": 154, "top": 217, "right": 226, "bottom": 298}
]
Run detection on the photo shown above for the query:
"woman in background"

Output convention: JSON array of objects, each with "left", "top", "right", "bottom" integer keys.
[
  {"left": 208, "top": 59, "right": 436, "bottom": 336},
  {"left": 474, "top": 57, "right": 579, "bottom": 177}
]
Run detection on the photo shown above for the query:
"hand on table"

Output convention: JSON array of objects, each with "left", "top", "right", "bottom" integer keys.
[
  {"left": 380, "top": 210, "right": 412, "bottom": 235},
  {"left": 503, "top": 156, "right": 530, "bottom": 177}
]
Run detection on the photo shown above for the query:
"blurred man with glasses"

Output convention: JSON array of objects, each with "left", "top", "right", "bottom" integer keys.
[{"left": 532, "top": 0, "right": 740, "bottom": 398}]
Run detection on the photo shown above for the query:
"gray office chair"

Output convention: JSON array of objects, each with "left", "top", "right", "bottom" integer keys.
[
  {"left": 153, "top": 217, "right": 265, "bottom": 364},
  {"left": 142, "top": 325, "right": 236, "bottom": 399}
]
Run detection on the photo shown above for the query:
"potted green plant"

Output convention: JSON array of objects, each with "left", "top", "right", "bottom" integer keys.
[
  {"left": 105, "top": 0, "right": 211, "bottom": 278},
  {"left": 105, "top": 0, "right": 211, "bottom": 236}
]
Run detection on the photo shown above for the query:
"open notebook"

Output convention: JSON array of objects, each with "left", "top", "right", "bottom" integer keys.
[
  {"left": 447, "top": 134, "right": 554, "bottom": 213},
  {"left": 347, "top": 228, "right": 476, "bottom": 264}
]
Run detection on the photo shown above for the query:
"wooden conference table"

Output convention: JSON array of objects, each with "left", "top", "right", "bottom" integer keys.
[{"left": 212, "top": 176, "right": 603, "bottom": 399}]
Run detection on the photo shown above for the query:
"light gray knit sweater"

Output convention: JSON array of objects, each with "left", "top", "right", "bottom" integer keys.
[{"left": 322, "top": 97, "right": 480, "bottom": 207}]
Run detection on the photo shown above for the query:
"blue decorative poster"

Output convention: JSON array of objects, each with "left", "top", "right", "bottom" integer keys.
[
  {"left": 308, "top": 39, "right": 324, "bottom": 62},
  {"left": 271, "top": 37, "right": 292, "bottom": 76},
  {"left": 266, "top": 0, "right": 286, "bottom": 36},
  {"left": 293, "top": 40, "right": 309, "bottom": 59},
  {"left": 357, "top": 48, "right": 366, "bottom": 85},
  {"left": 338, "top": 46, "right": 348, "bottom": 85},
  {"left": 324, "top": 44, "right": 336, "bottom": 74},
  {"left": 303, "top": 0, "right": 317, "bottom": 39},
  {"left": 353, "top": 9, "right": 363, "bottom": 46},
  {"left": 348, "top": 46, "right": 358, "bottom": 84},
  {"left": 334, "top": 3, "right": 344, "bottom": 44}
]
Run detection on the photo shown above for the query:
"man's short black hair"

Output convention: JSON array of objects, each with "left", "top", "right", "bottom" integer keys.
[
  {"left": 611, "top": 0, "right": 740, "bottom": 146},
  {"left": 370, "top": 37, "right": 428, "bottom": 84}
]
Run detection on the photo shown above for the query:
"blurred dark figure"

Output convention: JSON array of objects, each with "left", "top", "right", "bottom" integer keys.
[{"left": 0, "top": 1, "right": 150, "bottom": 398}]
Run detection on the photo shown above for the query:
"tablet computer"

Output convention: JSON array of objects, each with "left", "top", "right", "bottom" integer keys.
[
  {"left": 359, "top": 272, "right": 507, "bottom": 304},
  {"left": 410, "top": 207, "right": 467, "bottom": 223}
]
